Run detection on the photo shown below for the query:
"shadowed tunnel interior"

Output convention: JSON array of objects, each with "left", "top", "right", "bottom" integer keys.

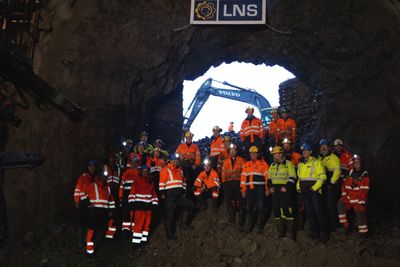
[{"left": 1, "top": 0, "right": 400, "bottom": 265}]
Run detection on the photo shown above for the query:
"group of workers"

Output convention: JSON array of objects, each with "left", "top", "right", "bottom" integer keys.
[{"left": 73, "top": 106, "right": 370, "bottom": 256}]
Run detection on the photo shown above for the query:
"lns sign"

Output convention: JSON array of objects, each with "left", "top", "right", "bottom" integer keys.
[{"left": 190, "top": 0, "right": 266, "bottom": 25}]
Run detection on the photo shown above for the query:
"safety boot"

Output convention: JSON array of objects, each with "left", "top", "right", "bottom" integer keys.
[
  {"left": 244, "top": 213, "right": 254, "bottom": 233},
  {"left": 287, "top": 220, "right": 296, "bottom": 240},
  {"left": 227, "top": 206, "right": 236, "bottom": 224},
  {"left": 238, "top": 209, "right": 245, "bottom": 227},
  {"left": 276, "top": 220, "right": 285, "bottom": 238},
  {"left": 319, "top": 232, "right": 330, "bottom": 244},
  {"left": 165, "top": 222, "right": 177, "bottom": 240},
  {"left": 255, "top": 212, "right": 267, "bottom": 234}
]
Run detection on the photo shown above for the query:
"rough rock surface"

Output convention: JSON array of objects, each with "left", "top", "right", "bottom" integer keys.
[
  {"left": 3, "top": 208, "right": 400, "bottom": 266},
  {"left": 2, "top": 0, "right": 400, "bottom": 248}
]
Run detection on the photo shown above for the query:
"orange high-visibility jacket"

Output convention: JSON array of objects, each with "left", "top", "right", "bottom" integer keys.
[
  {"left": 128, "top": 176, "right": 158, "bottom": 208},
  {"left": 147, "top": 156, "right": 166, "bottom": 174},
  {"left": 159, "top": 163, "right": 187, "bottom": 191},
  {"left": 176, "top": 142, "right": 201, "bottom": 166},
  {"left": 222, "top": 156, "right": 246, "bottom": 183},
  {"left": 119, "top": 168, "right": 139, "bottom": 199},
  {"left": 80, "top": 180, "right": 115, "bottom": 209},
  {"left": 281, "top": 118, "right": 297, "bottom": 143},
  {"left": 240, "top": 117, "right": 264, "bottom": 143},
  {"left": 195, "top": 169, "right": 220, "bottom": 189},
  {"left": 341, "top": 170, "right": 370, "bottom": 209},
  {"left": 105, "top": 165, "right": 121, "bottom": 186},
  {"left": 267, "top": 118, "right": 285, "bottom": 142},
  {"left": 241, "top": 159, "right": 269, "bottom": 192},
  {"left": 74, "top": 173, "right": 97, "bottom": 205},
  {"left": 210, "top": 136, "right": 224, "bottom": 157},
  {"left": 336, "top": 149, "right": 353, "bottom": 172}
]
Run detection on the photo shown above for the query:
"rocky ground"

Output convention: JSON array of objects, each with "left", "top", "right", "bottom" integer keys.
[{"left": 1, "top": 206, "right": 400, "bottom": 267}]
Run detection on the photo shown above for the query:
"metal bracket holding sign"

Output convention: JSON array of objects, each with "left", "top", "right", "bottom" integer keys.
[{"left": 190, "top": 0, "right": 266, "bottom": 25}]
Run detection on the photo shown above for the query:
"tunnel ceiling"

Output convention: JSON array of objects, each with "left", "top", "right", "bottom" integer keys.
[{"left": 3, "top": 0, "right": 400, "bottom": 234}]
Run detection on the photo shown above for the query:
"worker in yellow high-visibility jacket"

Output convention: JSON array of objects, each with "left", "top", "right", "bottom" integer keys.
[
  {"left": 296, "top": 143, "right": 329, "bottom": 244},
  {"left": 319, "top": 139, "right": 342, "bottom": 232}
]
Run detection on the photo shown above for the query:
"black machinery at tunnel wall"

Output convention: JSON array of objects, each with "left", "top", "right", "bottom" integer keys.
[{"left": 0, "top": 0, "right": 85, "bottom": 250}]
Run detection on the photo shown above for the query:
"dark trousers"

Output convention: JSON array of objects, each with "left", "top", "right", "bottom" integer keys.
[
  {"left": 271, "top": 186, "right": 294, "bottom": 221},
  {"left": 223, "top": 181, "right": 243, "bottom": 208},
  {"left": 302, "top": 190, "right": 328, "bottom": 234},
  {"left": 245, "top": 185, "right": 266, "bottom": 214},
  {"left": 181, "top": 162, "right": 198, "bottom": 201},
  {"left": 164, "top": 194, "right": 195, "bottom": 221},
  {"left": 323, "top": 183, "right": 340, "bottom": 232}
]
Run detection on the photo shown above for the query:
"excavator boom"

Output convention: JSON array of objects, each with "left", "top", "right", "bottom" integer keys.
[{"left": 183, "top": 78, "right": 274, "bottom": 131}]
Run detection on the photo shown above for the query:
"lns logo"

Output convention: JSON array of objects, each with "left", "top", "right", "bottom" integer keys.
[
  {"left": 218, "top": 90, "right": 241, "bottom": 98},
  {"left": 222, "top": 4, "right": 258, "bottom": 17}
]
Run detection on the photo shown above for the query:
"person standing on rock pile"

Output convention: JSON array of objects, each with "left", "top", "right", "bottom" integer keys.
[
  {"left": 78, "top": 167, "right": 115, "bottom": 256},
  {"left": 297, "top": 143, "right": 329, "bottom": 244},
  {"left": 217, "top": 135, "right": 233, "bottom": 174},
  {"left": 333, "top": 139, "right": 353, "bottom": 178},
  {"left": 319, "top": 139, "right": 342, "bottom": 233},
  {"left": 119, "top": 156, "right": 139, "bottom": 234},
  {"left": 153, "top": 138, "right": 169, "bottom": 161},
  {"left": 240, "top": 106, "right": 264, "bottom": 159},
  {"left": 134, "top": 131, "right": 154, "bottom": 155},
  {"left": 176, "top": 131, "right": 201, "bottom": 201},
  {"left": 194, "top": 159, "right": 220, "bottom": 213},
  {"left": 282, "top": 138, "right": 301, "bottom": 167},
  {"left": 104, "top": 154, "right": 122, "bottom": 239},
  {"left": 267, "top": 109, "right": 285, "bottom": 147},
  {"left": 74, "top": 160, "right": 99, "bottom": 250},
  {"left": 222, "top": 144, "right": 246, "bottom": 226},
  {"left": 159, "top": 153, "right": 195, "bottom": 240},
  {"left": 280, "top": 108, "right": 297, "bottom": 144},
  {"left": 241, "top": 146, "right": 270, "bottom": 234},
  {"left": 338, "top": 155, "right": 370, "bottom": 237},
  {"left": 147, "top": 147, "right": 166, "bottom": 194},
  {"left": 268, "top": 146, "right": 297, "bottom": 240},
  {"left": 128, "top": 165, "right": 158, "bottom": 247},
  {"left": 210, "top": 126, "right": 225, "bottom": 171}
]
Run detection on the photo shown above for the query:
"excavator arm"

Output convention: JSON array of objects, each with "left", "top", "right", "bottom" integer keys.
[{"left": 183, "top": 78, "right": 273, "bottom": 131}]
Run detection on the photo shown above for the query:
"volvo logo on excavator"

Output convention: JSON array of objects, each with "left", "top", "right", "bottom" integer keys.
[{"left": 217, "top": 90, "right": 241, "bottom": 98}]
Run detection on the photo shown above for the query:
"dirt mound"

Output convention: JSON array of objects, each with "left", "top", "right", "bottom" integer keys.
[{"left": 2, "top": 207, "right": 400, "bottom": 266}]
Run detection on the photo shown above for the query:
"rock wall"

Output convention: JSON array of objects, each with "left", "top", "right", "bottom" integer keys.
[{"left": 3, "top": 0, "right": 400, "bottom": 237}]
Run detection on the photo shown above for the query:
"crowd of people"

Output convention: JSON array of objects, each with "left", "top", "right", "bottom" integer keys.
[{"left": 73, "top": 106, "right": 370, "bottom": 256}]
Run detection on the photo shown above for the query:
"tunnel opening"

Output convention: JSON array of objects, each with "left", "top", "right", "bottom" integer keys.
[{"left": 182, "top": 62, "right": 295, "bottom": 140}]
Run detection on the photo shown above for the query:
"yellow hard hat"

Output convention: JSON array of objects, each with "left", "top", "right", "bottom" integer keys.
[
  {"left": 245, "top": 106, "right": 254, "bottom": 113},
  {"left": 223, "top": 135, "right": 231, "bottom": 142},
  {"left": 212, "top": 126, "right": 222, "bottom": 132},
  {"left": 249, "top": 146, "right": 259, "bottom": 153},
  {"left": 185, "top": 131, "right": 194, "bottom": 138},
  {"left": 272, "top": 146, "right": 284, "bottom": 154}
]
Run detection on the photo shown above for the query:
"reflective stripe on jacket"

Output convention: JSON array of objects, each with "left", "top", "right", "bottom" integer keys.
[
  {"left": 241, "top": 159, "right": 269, "bottom": 192},
  {"left": 296, "top": 157, "right": 326, "bottom": 193},
  {"left": 269, "top": 160, "right": 297, "bottom": 186},
  {"left": 222, "top": 156, "right": 245, "bottom": 183}
]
